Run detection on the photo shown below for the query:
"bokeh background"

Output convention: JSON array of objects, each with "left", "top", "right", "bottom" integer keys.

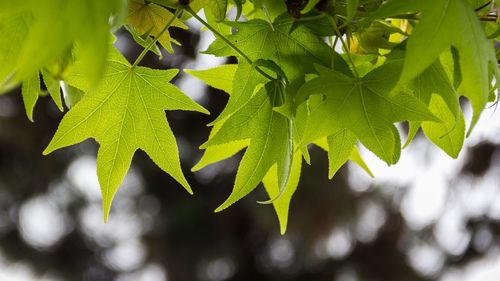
[{"left": 1, "top": 16, "right": 500, "bottom": 281}]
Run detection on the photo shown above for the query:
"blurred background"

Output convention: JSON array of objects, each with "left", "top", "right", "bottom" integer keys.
[{"left": 1, "top": 17, "right": 500, "bottom": 281}]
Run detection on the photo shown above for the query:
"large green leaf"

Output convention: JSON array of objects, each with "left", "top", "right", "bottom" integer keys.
[
  {"left": 0, "top": 12, "right": 30, "bottom": 91},
  {"left": 205, "top": 16, "right": 337, "bottom": 124},
  {"left": 185, "top": 65, "right": 249, "bottom": 171},
  {"left": 372, "top": 0, "right": 498, "bottom": 131},
  {"left": 405, "top": 62, "right": 465, "bottom": 158},
  {"left": 206, "top": 16, "right": 333, "bottom": 84},
  {"left": 0, "top": 0, "right": 123, "bottom": 89},
  {"left": 44, "top": 47, "right": 208, "bottom": 220},
  {"left": 201, "top": 80, "right": 293, "bottom": 212},
  {"left": 298, "top": 59, "right": 438, "bottom": 164}
]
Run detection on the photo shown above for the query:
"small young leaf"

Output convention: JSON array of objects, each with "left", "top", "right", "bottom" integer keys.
[
  {"left": 125, "top": 25, "right": 163, "bottom": 58},
  {"left": 127, "top": 0, "right": 187, "bottom": 53}
]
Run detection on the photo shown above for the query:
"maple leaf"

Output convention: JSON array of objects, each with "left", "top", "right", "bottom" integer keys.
[
  {"left": 187, "top": 65, "right": 299, "bottom": 229},
  {"left": 126, "top": 0, "right": 187, "bottom": 54},
  {"left": 205, "top": 16, "right": 342, "bottom": 124},
  {"left": 21, "top": 73, "right": 40, "bottom": 122},
  {"left": 313, "top": 133, "right": 374, "bottom": 179},
  {"left": 202, "top": 0, "right": 228, "bottom": 22},
  {"left": 298, "top": 59, "right": 438, "bottom": 164},
  {"left": 262, "top": 152, "right": 302, "bottom": 234},
  {"left": 44, "top": 48, "right": 208, "bottom": 220},
  {"left": 0, "top": 12, "right": 30, "bottom": 91},
  {"left": 404, "top": 61, "right": 465, "bottom": 158},
  {"left": 200, "top": 80, "right": 293, "bottom": 212},
  {"left": 206, "top": 16, "right": 333, "bottom": 83},
  {"left": 372, "top": 0, "right": 498, "bottom": 131},
  {"left": 185, "top": 65, "right": 249, "bottom": 171},
  {"left": 1, "top": 0, "right": 122, "bottom": 87}
]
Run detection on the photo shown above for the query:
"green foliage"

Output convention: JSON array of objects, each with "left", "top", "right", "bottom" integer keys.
[
  {"left": 127, "top": 0, "right": 187, "bottom": 54},
  {"left": 372, "top": 0, "right": 498, "bottom": 131},
  {"left": 44, "top": 47, "right": 208, "bottom": 220},
  {"left": 298, "top": 61, "right": 437, "bottom": 164},
  {"left": 0, "top": 0, "right": 498, "bottom": 232}
]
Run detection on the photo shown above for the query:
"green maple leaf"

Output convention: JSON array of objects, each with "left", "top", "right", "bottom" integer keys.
[
  {"left": 243, "top": 0, "right": 287, "bottom": 20},
  {"left": 0, "top": 0, "right": 122, "bottom": 88},
  {"left": 41, "top": 70, "right": 64, "bottom": 111},
  {"left": 126, "top": 0, "right": 187, "bottom": 54},
  {"left": 188, "top": 65, "right": 301, "bottom": 231},
  {"left": 185, "top": 64, "right": 236, "bottom": 95},
  {"left": 404, "top": 62, "right": 465, "bottom": 158},
  {"left": 61, "top": 82, "right": 84, "bottom": 109},
  {"left": 204, "top": 0, "right": 228, "bottom": 22},
  {"left": 200, "top": 80, "right": 293, "bottom": 212},
  {"left": 209, "top": 61, "right": 268, "bottom": 125},
  {"left": 372, "top": 0, "right": 498, "bottom": 131},
  {"left": 44, "top": 48, "right": 208, "bottom": 220},
  {"left": 21, "top": 73, "right": 40, "bottom": 122},
  {"left": 313, "top": 134, "right": 374, "bottom": 179},
  {"left": 205, "top": 16, "right": 338, "bottom": 124},
  {"left": 262, "top": 152, "right": 302, "bottom": 234},
  {"left": 0, "top": 12, "right": 30, "bottom": 91},
  {"left": 205, "top": 16, "right": 333, "bottom": 84},
  {"left": 185, "top": 65, "right": 249, "bottom": 171},
  {"left": 298, "top": 59, "right": 438, "bottom": 164}
]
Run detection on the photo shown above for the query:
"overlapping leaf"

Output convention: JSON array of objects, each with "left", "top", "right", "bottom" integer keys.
[
  {"left": 298, "top": 58, "right": 438, "bottom": 164},
  {"left": 21, "top": 73, "right": 40, "bottom": 122},
  {"left": 0, "top": 0, "right": 123, "bottom": 88},
  {"left": 372, "top": 0, "right": 498, "bottom": 131},
  {"left": 262, "top": 152, "right": 302, "bottom": 234},
  {"left": 205, "top": 16, "right": 339, "bottom": 123},
  {"left": 200, "top": 80, "right": 293, "bottom": 212},
  {"left": 185, "top": 65, "right": 249, "bottom": 171},
  {"left": 44, "top": 47, "right": 208, "bottom": 220},
  {"left": 405, "top": 61, "right": 465, "bottom": 158},
  {"left": 188, "top": 65, "right": 303, "bottom": 229},
  {"left": 206, "top": 16, "right": 333, "bottom": 84},
  {"left": 126, "top": 0, "right": 187, "bottom": 54},
  {"left": 313, "top": 134, "right": 373, "bottom": 179}
]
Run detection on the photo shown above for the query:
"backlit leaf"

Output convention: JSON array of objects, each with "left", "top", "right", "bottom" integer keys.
[{"left": 44, "top": 47, "right": 208, "bottom": 220}]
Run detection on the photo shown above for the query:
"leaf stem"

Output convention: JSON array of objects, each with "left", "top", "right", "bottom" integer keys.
[
  {"left": 183, "top": 5, "right": 275, "bottom": 81},
  {"left": 131, "top": 7, "right": 182, "bottom": 69},
  {"left": 328, "top": 15, "right": 360, "bottom": 79},
  {"left": 185, "top": 6, "right": 251, "bottom": 63}
]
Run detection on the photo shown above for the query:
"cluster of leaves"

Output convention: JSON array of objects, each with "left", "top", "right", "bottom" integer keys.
[{"left": 0, "top": 0, "right": 499, "bottom": 233}]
